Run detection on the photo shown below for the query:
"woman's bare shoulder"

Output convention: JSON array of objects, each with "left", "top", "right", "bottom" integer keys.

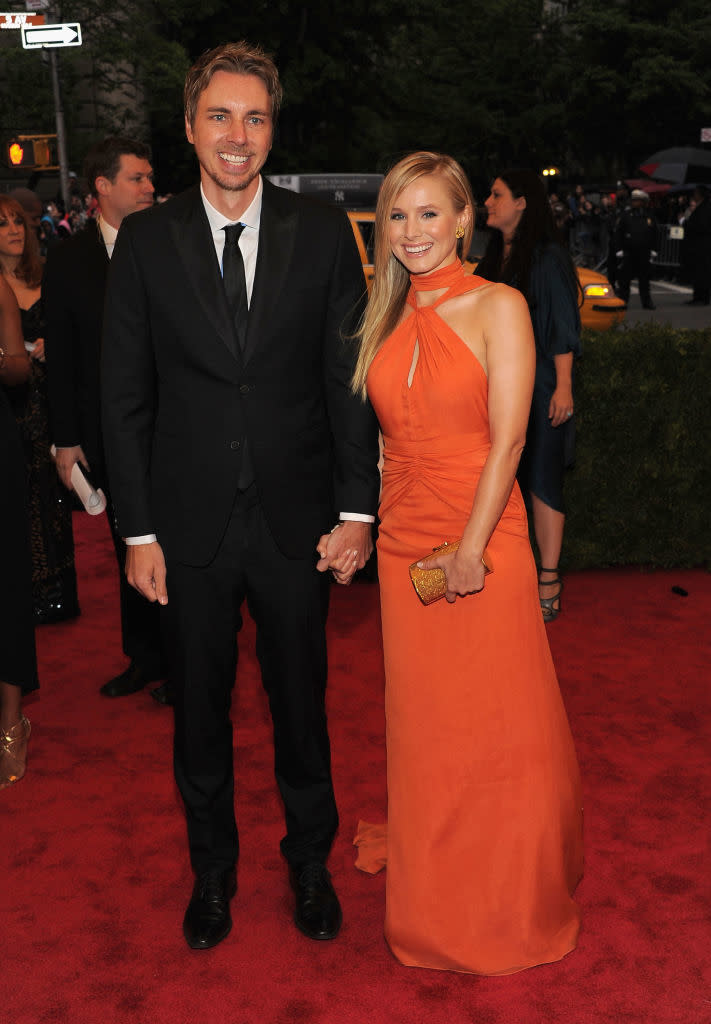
[
  {"left": 0, "top": 272, "right": 14, "bottom": 302},
  {"left": 475, "top": 279, "right": 527, "bottom": 310},
  {"left": 446, "top": 279, "right": 526, "bottom": 322}
]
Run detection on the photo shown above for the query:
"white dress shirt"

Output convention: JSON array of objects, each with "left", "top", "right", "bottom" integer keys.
[
  {"left": 201, "top": 180, "right": 261, "bottom": 305},
  {"left": 98, "top": 215, "right": 118, "bottom": 258}
]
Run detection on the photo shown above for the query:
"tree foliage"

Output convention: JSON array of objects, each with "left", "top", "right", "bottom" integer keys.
[
  {"left": 560, "top": 0, "right": 711, "bottom": 179},
  {"left": 1, "top": 0, "right": 710, "bottom": 193}
]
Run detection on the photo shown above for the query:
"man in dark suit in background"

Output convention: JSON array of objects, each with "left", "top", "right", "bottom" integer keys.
[
  {"left": 44, "top": 137, "right": 170, "bottom": 703},
  {"left": 101, "top": 43, "right": 380, "bottom": 951},
  {"left": 683, "top": 184, "right": 711, "bottom": 305}
]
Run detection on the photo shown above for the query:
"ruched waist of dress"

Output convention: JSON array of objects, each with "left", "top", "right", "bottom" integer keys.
[
  {"left": 382, "top": 433, "right": 491, "bottom": 462},
  {"left": 379, "top": 433, "right": 492, "bottom": 520}
]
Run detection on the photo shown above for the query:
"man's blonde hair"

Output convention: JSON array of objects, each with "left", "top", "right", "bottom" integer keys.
[{"left": 184, "top": 41, "right": 283, "bottom": 128}]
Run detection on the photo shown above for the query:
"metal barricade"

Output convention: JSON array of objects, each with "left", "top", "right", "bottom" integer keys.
[{"left": 651, "top": 224, "right": 684, "bottom": 268}]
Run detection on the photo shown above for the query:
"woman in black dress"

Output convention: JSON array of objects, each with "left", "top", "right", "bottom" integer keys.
[
  {"left": 0, "top": 196, "right": 79, "bottom": 624},
  {"left": 0, "top": 273, "right": 38, "bottom": 788},
  {"left": 476, "top": 170, "right": 581, "bottom": 620}
]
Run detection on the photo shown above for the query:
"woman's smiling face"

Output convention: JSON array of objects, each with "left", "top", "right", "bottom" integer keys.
[{"left": 388, "top": 173, "right": 469, "bottom": 275}]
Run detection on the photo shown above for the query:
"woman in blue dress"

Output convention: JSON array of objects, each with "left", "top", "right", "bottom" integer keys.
[{"left": 476, "top": 170, "right": 581, "bottom": 621}]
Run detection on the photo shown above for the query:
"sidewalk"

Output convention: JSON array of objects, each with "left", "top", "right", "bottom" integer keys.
[{"left": 622, "top": 279, "right": 710, "bottom": 329}]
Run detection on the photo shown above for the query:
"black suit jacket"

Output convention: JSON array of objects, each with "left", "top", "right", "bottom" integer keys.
[
  {"left": 101, "top": 180, "right": 379, "bottom": 565},
  {"left": 684, "top": 197, "right": 711, "bottom": 284},
  {"left": 44, "top": 221, "right": 110, "bottom": 477}
]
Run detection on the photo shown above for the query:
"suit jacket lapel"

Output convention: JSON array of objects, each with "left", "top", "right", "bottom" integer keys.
[
  {"left": 87, "top": 218, "right": 110, "bottom": 266},
  {"left": 243, "top": 181, "right": 298, "bottom": 365},
  {"left": 169, "top": 186, "right": 242, "bottom": 363}
]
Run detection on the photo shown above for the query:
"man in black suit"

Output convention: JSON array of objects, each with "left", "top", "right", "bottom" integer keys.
[
  {"left": 101, "top": 43, "right": 379, "bottom": 951},
  {"left": 683, "top": 185, "right": 711, "bottom": 305},
  {"left": 44, "top": 137, "right": 170, "bottom": 702}
]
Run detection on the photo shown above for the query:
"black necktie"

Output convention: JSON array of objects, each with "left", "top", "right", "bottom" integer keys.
[{"left": 222, "top": 223, "right": 248, "bottom": 351}]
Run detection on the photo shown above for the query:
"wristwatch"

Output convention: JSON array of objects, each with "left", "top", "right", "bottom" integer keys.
[{"left": 0, "top": 346, "right": 5, "bottom": 370}]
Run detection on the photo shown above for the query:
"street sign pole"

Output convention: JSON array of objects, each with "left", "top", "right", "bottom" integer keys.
[
  {"left": 48, "top": 48, "right": 69, "bottom": 211},
  {"left": 16, "top": 12, "right": 81, "bottom": 212}
]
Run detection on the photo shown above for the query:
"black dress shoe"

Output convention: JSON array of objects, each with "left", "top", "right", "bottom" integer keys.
[
  {"left": 100, "top": 662, "right": 159, "bottom": 697},
  {"left": 642, "top": 302, "right": 656, "bottom": 310},
  {"left": 150, "top": 681, "right": 175, "bottom": 706},
  {"left": 289, "top": 863, "right": 342, "bottom": 940},
  {"left": 183, "top": 867, "right": 237, "bottom": 950}
]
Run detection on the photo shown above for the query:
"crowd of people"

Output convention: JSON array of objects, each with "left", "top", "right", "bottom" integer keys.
[
  {"left": 2, "top": 36, "right": 708, "bottom": 978},
  {"left": 547, "top": 183, "right": 618, "bottom": 269},
  {"left": 545, "top": 180, "right": 711, "bottom": 307}
]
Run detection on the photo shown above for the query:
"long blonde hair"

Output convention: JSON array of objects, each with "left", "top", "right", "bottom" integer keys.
[{"left": 352, "top": 151, "right": 474, "bottom": 399}]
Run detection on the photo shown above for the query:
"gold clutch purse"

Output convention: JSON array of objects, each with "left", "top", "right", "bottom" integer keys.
[{"left": 408, "top": 540, "right": 493, "bottom": 606}]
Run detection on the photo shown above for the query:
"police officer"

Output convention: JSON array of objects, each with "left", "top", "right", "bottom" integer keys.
[{"left": 614, "top": 188, "right": 657, "bottom": 309}]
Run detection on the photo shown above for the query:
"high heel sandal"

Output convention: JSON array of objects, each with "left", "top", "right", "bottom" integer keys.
[
  {"left": 538, "top": 567, "right": 563, "bottom": 623},
  {"left": 0, "top": 715, "right": 31, "bottom": 789}
]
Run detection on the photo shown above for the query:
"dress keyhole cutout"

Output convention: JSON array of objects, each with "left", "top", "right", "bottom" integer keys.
[{"left": 407, "top": 339, "right": 419, "bottom": 388}]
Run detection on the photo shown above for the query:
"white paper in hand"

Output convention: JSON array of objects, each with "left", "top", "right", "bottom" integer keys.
[{"left": 70, "top": 462, "right": 106, "bottom": 515}]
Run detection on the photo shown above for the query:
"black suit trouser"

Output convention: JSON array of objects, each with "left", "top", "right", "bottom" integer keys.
[
  {"left": 617, "top": 248, "right": 652, "bottom": 305},
  {"left": 164, "top": 484, "right": 337, "bottom": 876}
]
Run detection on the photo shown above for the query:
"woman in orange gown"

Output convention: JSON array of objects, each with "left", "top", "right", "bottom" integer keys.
[{"left": 352, "top": 153, "right": 583, "bottom": 975}]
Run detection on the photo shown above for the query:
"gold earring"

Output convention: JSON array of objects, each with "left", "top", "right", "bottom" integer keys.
[{"left": 455, "top": 225, "right": 465, "bottom": 238}]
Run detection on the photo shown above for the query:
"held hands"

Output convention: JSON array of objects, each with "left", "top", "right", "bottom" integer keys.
[
  {"left": 126, "top": 541, "right": 168, "bottom": 605},
  {"left": 418, "top": 548, "right": 488, "bottom": 604},
  {"left": 316, "top": 522, "right": 373, "bottom": 585},
  {"left": 548, "top": 384, "right": 574, "bottom": 428}
]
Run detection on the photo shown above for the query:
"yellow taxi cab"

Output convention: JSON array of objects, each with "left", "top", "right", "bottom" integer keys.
[
  {"left": 347, "top": 210, "right": 376, "bottom": 292},
  {"left": 347, "top": 210, "right": 626, "bottom": 330},
  {"left": 574, "top": 266, "right": 627, "bottom": 330}
]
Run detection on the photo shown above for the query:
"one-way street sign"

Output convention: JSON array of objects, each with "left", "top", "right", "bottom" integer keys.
[{"left": 21, "top": 22, "right": 81, "bottom": 48}]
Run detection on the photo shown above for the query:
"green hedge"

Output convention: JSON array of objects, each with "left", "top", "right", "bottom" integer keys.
[{"left": 563, "top": 324, "right": 711, "bottom": 569}]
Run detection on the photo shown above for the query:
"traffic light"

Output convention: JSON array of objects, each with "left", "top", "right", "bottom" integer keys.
[
  {"left": 8, "top": 140, "right": 31, "bottom": 167},
  {"left": 6, "top": 134, "right": 57, "bottom": 170}
]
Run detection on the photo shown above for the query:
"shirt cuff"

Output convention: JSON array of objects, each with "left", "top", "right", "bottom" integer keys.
[
  {"left": 339, "top": 513, "right": 375, "bottom": 524},
  {"left": 125, "top": 534, "right": 158, "bottom": 545}
]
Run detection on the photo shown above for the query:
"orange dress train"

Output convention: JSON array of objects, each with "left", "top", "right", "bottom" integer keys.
[{"left": 355, "top": 260, "right": 583, "bottom": 975}]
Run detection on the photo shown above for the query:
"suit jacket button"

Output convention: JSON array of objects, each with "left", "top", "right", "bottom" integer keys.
[
  {"left": 230, "top": 440, "right": 241, "bottom": 450},
  {"left": 239, "top": 384, "right": 251, "bottom": 394}
]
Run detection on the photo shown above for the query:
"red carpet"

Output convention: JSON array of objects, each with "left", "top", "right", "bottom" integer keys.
[{"left": 3, "top": 512, "right": 710, "bottom": 1024}]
